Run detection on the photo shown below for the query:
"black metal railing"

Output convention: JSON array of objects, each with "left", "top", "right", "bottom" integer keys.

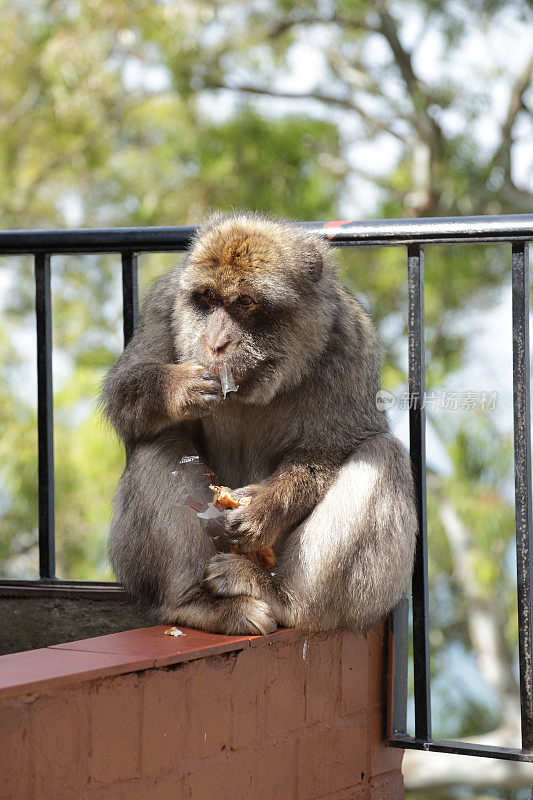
[{"left": 1, "top": 214, "right": 533, "bottom": 762}]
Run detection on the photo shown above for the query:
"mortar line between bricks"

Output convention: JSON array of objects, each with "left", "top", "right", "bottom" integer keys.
[
  {"left": 140, "top": 743, "right": 260, "bottom": 778},
  {"left": 79, "top": 773, "right": 188, "bottom": 799},
  {"left": 27, "top": 701, "right": 37, "bottom": 800},
  {"left": 137, "top": 675, "right": 145, "bottom": 779},
  {"left": 335, "top": 632, "right": 342, "bottom": 721},
  {"left": 80, "top": 773, "right": 186, "bottom": 799},
  {"left": 136, "top": 720, "right": 359, "bottom": 784},
  {"left": 229, "top": 655, "right": 235, "bottom": 751},
  {"left": 81, "top": 773, "right": 159, "bottom": 794},
  {"left": 293, "top": 731, "right": 300, "bottom": 798},
  {"left": 365, "top": 692, "right": 372, "bottom": 789},
  {"left": 294, "top": 721, "right": 302, "bottom": 798},
  {"left": 300, "top": 714, "right": 370, "bottom": 740},
  {"left": 302, "top": 635, "right": 309, "bottom": 724},
  {"left": 220, "top": 711, "right": 368, "bottom": 752},
  {"left": 87, "top": 681, "right": 94, "bottom": 784},
  {"left": 82, "top": 688, "right": 92, "bottom": 794},
  {"left": 369, "top": 766, "right": 404, "bottom": 782}
]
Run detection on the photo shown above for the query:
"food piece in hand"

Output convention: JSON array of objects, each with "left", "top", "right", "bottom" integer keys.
[
  {"left": 209, "top": 484, "right": 252, "bottom": 510},
  {"left": 230, "top": 544, "right": 258, "bottom": 563},
  {"left": 230, "top": 545, "right": 277, "bottom": 570},
  {"left": 210, "top": 484, "right": 277, "bottom": 569},
  {"left": 256, "top": 546, "right": 277, "bottom": 570}
]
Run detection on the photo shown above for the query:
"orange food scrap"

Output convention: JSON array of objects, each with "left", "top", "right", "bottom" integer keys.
[
  {"left": 209, "top": 484, "right": 245, "bottom": 510},
  {"left": 164, "top": 627, "right": 185, "bottom": 637},
  {"left": 229, "top": 545, "right": 277, "bottom": 570}
]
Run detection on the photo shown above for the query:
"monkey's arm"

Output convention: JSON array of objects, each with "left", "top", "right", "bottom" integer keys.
[
  {"left": 101, "top": 272, "right": 221, "bottom": 443},
  {"left": 224, "top": 452, "right": 339, "bottom": 552}
]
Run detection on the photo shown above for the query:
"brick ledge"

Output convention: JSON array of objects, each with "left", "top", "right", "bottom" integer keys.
[{"left": 0, "top": 625, "right": 303, "bottom": 699}]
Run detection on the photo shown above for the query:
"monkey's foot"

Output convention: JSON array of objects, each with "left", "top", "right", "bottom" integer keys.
[
  {"left": 160, "top": 590, "right": 277, "bottom": 636},
  {"left": 203, "top": 552, "right": 265, "bottom": 599},
  {"left": 222, "top": 595, "right": 277, "bottom": 635}
]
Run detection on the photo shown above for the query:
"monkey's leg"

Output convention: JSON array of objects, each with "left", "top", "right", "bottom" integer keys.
[
  {"left": 204, "top": 433, "right": 417, "bottom": 631},
  {"left": 159, "top": 587, "right": 277, "bottom": 636},
  {"left": 109, "top": 428, "right": 276, "bottom": 636}
]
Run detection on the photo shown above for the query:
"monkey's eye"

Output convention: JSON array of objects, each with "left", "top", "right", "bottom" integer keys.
[
  {"left": 196, "top": 288, "right": 218, "bottom": 306},
  {"left": 235, "top": 294, "right": 255, "bottom": 308}
]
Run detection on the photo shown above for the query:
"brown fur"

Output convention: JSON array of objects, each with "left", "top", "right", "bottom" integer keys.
[{"left": 101, "top": 212, "right": 417, "bottom": 635}]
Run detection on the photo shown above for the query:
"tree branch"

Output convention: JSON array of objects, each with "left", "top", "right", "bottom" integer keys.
[
  {"left": 207, "top": 81, "right": 408, "bottom": 141},
  {"left": 502, "top": 52, "right": 533, "bottom": 141},
  {"left": 491, "top": 52, "right": 533, "bottom": 188},
  {"left": 375, "top": 9, "right": 441, "bottom": 147},
  {"left": 372, "top": 8, "right": 445, "bottom": 214},
  {"left": 268, "top": 12, "right": 371, "bottom": 39},
  {"left": 325, "top": 47, "right": 408, "bottom": 120}
]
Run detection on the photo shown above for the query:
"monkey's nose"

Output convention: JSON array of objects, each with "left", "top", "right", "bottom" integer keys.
[
  {"left": 211, "top": 339, "right": 231, "bottom": 355},
  {"left": 205, "top": 336, "right": 232, "bottom": 357}
]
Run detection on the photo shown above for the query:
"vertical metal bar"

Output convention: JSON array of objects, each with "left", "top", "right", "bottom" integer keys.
[
  {"left": 390, "top": 596, "right": 409, "bottom": 735},
  {"left": 511, "top": 242, "right": 533, "bottom": 750},
  {"left": 407, "top": 244, "right": 431, "bottom": 740},
  {"left": 34, "top": 254, "right": 55, "bottom": 579},
  {"left": 121, "top": 251, "right": 138, "bottom": 346}
]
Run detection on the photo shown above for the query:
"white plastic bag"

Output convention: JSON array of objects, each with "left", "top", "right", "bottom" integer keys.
[{"left": 171, "top": 454, "right": 224, "bottom": 538}]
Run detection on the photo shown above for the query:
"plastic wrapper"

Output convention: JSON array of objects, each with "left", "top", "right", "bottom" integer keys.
[
  {"left": 171, "top": 454, "right": 224, "bottom": 540},
  {"left": 172, "top": 458, "right": 276, "bottom": 570},
  {"left": 219, "top": 363, "right": 238, "bottom": 399}
]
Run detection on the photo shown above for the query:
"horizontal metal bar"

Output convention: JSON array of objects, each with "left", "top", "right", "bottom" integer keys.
[
  {"left": 0, "top": 214, "right": 531, "bottom": 254},
  {"left": 0, "top": 580, "right": 129, "bottom": 600},
  {"left": 307, "top": 215, "right": 533, "bottom": 247},
  {"left": 0, "top": 226, "right": 196, "bottom": 255},
  {"left": 389, "top": 734, "right": 533, "bottom": 763}
]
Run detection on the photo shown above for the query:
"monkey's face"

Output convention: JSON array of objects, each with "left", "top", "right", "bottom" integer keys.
[{"left": 174, "top": 216, "right": 335, "bottom": 404}]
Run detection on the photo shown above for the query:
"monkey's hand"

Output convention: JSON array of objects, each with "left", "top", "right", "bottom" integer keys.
[
  {"left": 223, "top": 458, "right": 335, "bottom": 552},
  {"left": 171, "top": 360, "right": 222, "bottom": 420},
  {"left": 101, "top": 360, "right": 222, "bottom": 441},
  {"left": 222, "top": 483, "right": 283, "bottom": 552}
]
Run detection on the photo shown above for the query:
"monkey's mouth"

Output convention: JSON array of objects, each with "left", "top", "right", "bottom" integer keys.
[
  {"left": 211, "top": 355, "right": 273, "bottom": 390},
  {"left": 232, "top": 358, "right": 277, "bottom": 392}
]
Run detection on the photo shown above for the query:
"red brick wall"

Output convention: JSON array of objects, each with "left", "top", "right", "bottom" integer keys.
[{"left": 0, "top": 625, "right": 403, "bottom": 800}]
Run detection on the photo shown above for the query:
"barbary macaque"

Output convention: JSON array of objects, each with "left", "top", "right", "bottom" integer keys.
[{"left": 101, "top": 213, "right": 417, "bottom": 635}]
